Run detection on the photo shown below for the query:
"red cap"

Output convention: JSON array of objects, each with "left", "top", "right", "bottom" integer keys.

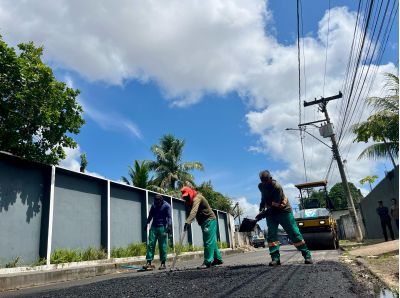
[{"left": 180, "top": 186, "right": 197, "bottom": 206}]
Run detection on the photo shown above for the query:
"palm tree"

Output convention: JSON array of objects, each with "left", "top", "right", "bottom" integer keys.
[
  {"left": 353, "top": 73, "right": 399, "bottom": 166},
  {"left": 121, "top": 160, "right": 151, "bottom": 189},
  {"left": 146, "top": 134, "right": 204, "bottom": 190},
  {"left": 359, "top": 175, "right": 378, "bottom": 191}
]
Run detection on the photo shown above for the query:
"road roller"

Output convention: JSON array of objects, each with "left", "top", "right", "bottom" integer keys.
[{"left": 294, "top": 180, "right": 339, "bottom": 249}]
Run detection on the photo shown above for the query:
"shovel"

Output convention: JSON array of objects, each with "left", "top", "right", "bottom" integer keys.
[
  {"left": 170, "top": 229, "right": 187, "bottom": 271},
  {"left": 239, "top": 218, "right": 258, "bottom": 232}
]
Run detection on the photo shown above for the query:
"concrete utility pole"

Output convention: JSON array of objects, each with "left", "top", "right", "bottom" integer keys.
[{"left": 303, "top": 92, "right": 363, "bottom": 242}]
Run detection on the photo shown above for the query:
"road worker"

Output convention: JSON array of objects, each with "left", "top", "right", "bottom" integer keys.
[
  {"left": 181, "top": 186, "right": 223, "bottom": 268},
  {"left": 143, "top": 194, "right": 172, "bottom": 270},
  {"left": 256, "top": 170, "right": 313, "bottom": 266}
]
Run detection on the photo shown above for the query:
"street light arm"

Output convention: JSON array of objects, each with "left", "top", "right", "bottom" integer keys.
[{"left": 285, "top": 128, "right": 332, "bottom": 149}]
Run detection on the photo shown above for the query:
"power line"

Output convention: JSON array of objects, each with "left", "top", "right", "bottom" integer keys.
[
  {"left": 297, "top": 0, "right": 308, "bottom": 182},
  {"left": 322, "top": 0, "right": 331, "bottom": 97}
]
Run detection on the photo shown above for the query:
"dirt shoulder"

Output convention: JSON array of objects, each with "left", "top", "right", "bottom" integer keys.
[{"left": 339, "top": 240, "right": 399, "bottom": 295}]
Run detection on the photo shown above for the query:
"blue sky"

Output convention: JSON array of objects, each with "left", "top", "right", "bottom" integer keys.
[{"left": 1, "top": 0, "right": 398, "bottom": 220}]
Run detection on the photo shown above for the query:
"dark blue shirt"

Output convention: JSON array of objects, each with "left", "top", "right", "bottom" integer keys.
[
  {"left": 376, "top": 206, "right": 391, "bottom": 222},
  {"left": 147, "top": 201, "right": 172, "bottom": 227}
]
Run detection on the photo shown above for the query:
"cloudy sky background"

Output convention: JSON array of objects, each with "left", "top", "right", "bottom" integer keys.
[{"left": 0, "top": 0, "right": 397, "bottom": 221}]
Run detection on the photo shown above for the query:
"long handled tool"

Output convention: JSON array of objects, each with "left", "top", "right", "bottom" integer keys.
[{"left": 171, "top": 229, "right": 187, "bottom": 271}]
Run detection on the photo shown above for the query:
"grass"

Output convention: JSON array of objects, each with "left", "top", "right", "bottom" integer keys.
[
  {"left": 5, "top": 256, "right": 21, "bottom": 268},
  {"left": 111, "top": 243, "right": 147, "bottom": 258},
  {"left": 50, "top": 247, "right": 107, "bottom": 264},
  {"left": 31, "top": 257, "right": 47, "bottom": 267},
  {"left": 2, "top": 241, "right": 229, "bottom": 268},
  {"left": 217, "top": 241, "right": 229, "bottom": 249}
]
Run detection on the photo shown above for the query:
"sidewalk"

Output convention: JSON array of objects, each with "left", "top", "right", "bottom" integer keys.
[
  {"left": 348, "top": 239, "right": 399, "bottom": 257},
  {"left": 0, "top": 248, "right": 242, "bottom": 292},
  {"left": 340, "top": 239, "right": 399, "bottom": 292}
]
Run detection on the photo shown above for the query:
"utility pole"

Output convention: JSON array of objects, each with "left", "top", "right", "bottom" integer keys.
[{"left": 303, "top": 92, "right": 363, "bottom": 242}]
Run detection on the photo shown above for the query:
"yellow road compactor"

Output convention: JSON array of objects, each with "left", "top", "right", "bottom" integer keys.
[{"left": 294, "top": 180, "right": 339, "bottom": 249}]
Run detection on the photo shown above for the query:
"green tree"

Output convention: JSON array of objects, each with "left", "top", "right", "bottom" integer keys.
[
  {"left": 307, "top": 190, "right": 326, "bottom": 208},
  {"left": 328, "top": 182, "right": 364, "bottom": 210},
  {"left": 352, "top": 73, "right": 399, "bottom": 166},
  {"left": 359, "top": 175, "right": 378, "bottom": 191},
  {"left": 197, "top": 181, "right": 234, "bottom": 213},
  {"left": 146, "top": 134, "right": 204, "bottom": 189},
  {"left": 80, "top": 153, "right": 88, "bottom": 173},
  {"left": 0, "top": 36, "right": 84, "bottom": 165},
  {"left": 121, "top": 160, "right": 152, "bottom": 189}
]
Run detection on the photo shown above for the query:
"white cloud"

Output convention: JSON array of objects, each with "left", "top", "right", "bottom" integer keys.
[
  {"left": 82, "top": 101, "right": 143, "bottom": 139},
  {"left": 233, "top": 196, "right": 259, "bottom": 219},
  {"left": 59, "top": 145, "right": 104, "bottom": 178},
  {"left": 1, "top": 2, "right": 396, "bottom": 193},
  {"left": 0, "top": 0, "right": 274, "bottom": 107}
]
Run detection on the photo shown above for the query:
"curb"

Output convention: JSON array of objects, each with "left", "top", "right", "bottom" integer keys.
[
  {"left": 353, "top": 257, "right": 393, "bottom": 290},
  {"left": 339, "top": 245, "right": 397, "bottom": 291},
  {"left": 0, "top": 249, "right": 241, "bottom": 292}
]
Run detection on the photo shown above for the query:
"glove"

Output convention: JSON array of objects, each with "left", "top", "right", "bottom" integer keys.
[
  {"left": 184, "top": 223, "right": 190, "bottom": 232},
  {"left": 143, "top": 224, "right": 148, "bottom": 231},
  {"left": 166, "top": 225, "right": 172, "bottom": 234},
  {"left": 255, "top": 209, "right": 269, "bottom": 221}
]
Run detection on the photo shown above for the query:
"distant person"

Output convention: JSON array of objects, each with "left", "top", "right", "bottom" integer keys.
[
  {"left": 143, "top": 194, "right": 172, "bottom": 270},
  {"left": 256, "top": 170, "right": 312, "bottom": 266},
  {"left": 181, "top": 186, "right": 223, "bottom": 268},
  {"left": 390, "top": 198, "right": 399, "bottom": 230},
  {"left": 376, "top": 200, "right": 395, "bottom": 241}
]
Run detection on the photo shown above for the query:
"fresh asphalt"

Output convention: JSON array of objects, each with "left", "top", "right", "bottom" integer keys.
[{"left": 1, "top": 246, "right": 373, "bottom": 297}]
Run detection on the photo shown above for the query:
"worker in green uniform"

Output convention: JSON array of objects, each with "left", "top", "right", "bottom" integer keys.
[
  {"left": 143, "top": 194, "right": 172, "bottom": 270},
  {"left": 181, "top": 186, "right": 223, "bottom": 268},
  {"left": 256, "top": 170, "right": 313, "bottom": 266}
]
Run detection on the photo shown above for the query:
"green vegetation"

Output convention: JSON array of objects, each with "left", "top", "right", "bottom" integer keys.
[
  {"left": 0, "top": 36, "right": 84, "bottom": 165},
  {"left": 111, "top": 243, "right": 147, "bottom": 258},
  {"left": 146, "top": 134, "right": 204, "bottom": 190},
  {"left": 352, "top": 73, "right": 399, "bottom": 165},
  {"left": 122, "top": 134, "right": 239, "bottom": 214},
  {"left": 5, "top": 256, "right": 20, "bottom": 268},
  {"left": 111, "top": 242, "right": 204, "bottom": 258},
  {"left": 328, "top": 182, "right": 363, "bottom": 210},
  {"left": 80, "top": 153, "right": 88, "bottom": 173},
  {"left": 50, "top": 247, "right": 107, "bottom": 264},
  {"left": 217, "top": 241, "right": 229, "bottom": 249},
  {"left": 174, "top": 243, "right": 203, "bottom": 254},
  {"left": 197, "top": 181, "right": 238, "bottom": 214},
  {"left": 31, "top": 257, "right": 47, "bottom": 267},
  {"left": 359, "top": 175, "right": 378, "bottom": 191}
]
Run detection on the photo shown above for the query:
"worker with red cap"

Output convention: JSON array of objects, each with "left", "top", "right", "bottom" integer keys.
[{"left": 181, "top": 186, "right": 223, "bottom": 268}]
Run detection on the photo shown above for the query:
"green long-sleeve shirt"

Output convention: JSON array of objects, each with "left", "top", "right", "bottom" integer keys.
[
  {"left": 259, "top": 180, "right": 292, "bottom": 215},
  {"left": 185, "top": 193, "right": 216, "bottom": 226}
]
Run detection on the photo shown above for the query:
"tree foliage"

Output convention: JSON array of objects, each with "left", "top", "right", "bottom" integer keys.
[
  {"left": 0, "top": 36, "right": 84, "bottom": 165},
  {"left": 80, "top": 153, "right": 88, "bottom": 173},
  {"left": 197, "top": 181, "right": 235, "bottom": 213},
  {"left": 352, "top": 73, "right": 399, "bottom": 163},
  {"left": 121, "top": 160, "right": 153, "bottom": 189},
  {"left": 359, "top": 175, "right": 378, "bottom": 191},
  {"left": 328, "top": 182, "right": 364, "bottom": 210},
  {"left": 146, "top": 134, "right": 203, "bottom": 189}
]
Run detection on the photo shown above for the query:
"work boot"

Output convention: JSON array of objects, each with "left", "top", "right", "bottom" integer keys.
[
  {"left": 159, "top": 262, "right": 166, "bottom": 270},
  {"left": 268, "top": 260, "right": 281, "bottom": 267},
  {"left": 197, "top": 262, "right": 211, "bottom": 269},
  {"left": 304, "top": 258, "right": 313, "bottom": 264},
  {"left": 142, "top": 261, "right": 155, "bottom": 270},
  {"left": 211, "top": 258, "right": 224, "bottom": 266}
]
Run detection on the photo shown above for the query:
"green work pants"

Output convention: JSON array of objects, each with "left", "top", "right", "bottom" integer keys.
[
  {"left": 146, "top": 226, "right": 168, "bottom": 262},
  {"left": 266, "top": 211, "right": 311, "bottom": 261},
  {"left": 202, "top": 219, "right": 223, "bottom": 266}
]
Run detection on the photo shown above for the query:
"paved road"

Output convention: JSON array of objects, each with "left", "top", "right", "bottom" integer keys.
[{"left": 2, "top": 246, "right": 373, "bottom": 298}]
